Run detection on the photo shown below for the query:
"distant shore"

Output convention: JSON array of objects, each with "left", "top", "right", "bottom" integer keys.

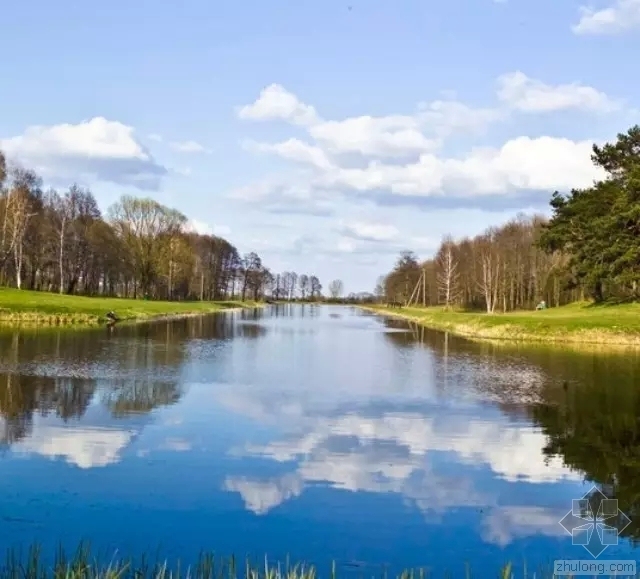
[
  {"left": 0, "top": 287, "right": 259, "bottom": 327},
  {"left": 362, "top": 302, "right": 640, "bottom": 347}
]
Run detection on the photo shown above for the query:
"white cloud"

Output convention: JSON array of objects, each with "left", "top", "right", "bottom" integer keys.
[
  {"left": 237, "top": 84, "right": 319, "bottom": 126},
  {"left": 235, "top": 73, "right": 614, "bottom": 211},
  {"left": 240, "top": 414, "right": 579, "bottom": 486},
  {"left": 187, "top": 219, "right": 213, "bottom": 235},
  {"left": 416, "top": 100, "right": 505, "bottom": 138},
  {"left": 213, "top": 224, "right": 232, "bottom": 236},
  {"left": 228, "top": 176, "right": 336, "bottom": 217},
  {"left": 481, "top": 506, "right": 567, "bottom": 547},
  {"left": 339, "top": 220, "right": 399, "bottom": 242},
  {"left": 219, "top": 366, "right": 580, "bottom": 518},
  {"left": 329, "top": 136, "right": 603, "bottom": 197},
  {"left": 497, "top": 71, "right": 621, "bottom": 113},
  {"left": 573, "top": 0, "right": 640, "bottom": 34},
  {"left": 224, "top": 474, "right": 304, "bottom": 515},
  {"left": 148, "top": 133, "right": 163, "bottom": 142},
  {"left": 246, "top": 138, "right": 334, "bottom": 170},
  {"left": 170, "top": 140, "right": 211, "bottom": 154},
  {"left": 186, "top": 219, "right": 231, "bottom": 237},
  {"left": 1, "top": 117, "right": 167, "bottom": 190},
  {"left": 223, "top": 409, "right": 580, "bottom": 517},
  {"left": 309, "top": 115, "right": 439, "bottom": 157},
  {"left": 160, "top": 437, "right": 191, "bottom": 452},
  {"left": 13, "top": 424, "right": 133, "bottom": 469},
  {"left": 336, "top": 238, "right": 357, "bottom": 253}
]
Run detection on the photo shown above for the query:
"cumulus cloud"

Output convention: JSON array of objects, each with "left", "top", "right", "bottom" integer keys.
[
  {"left": 572, "top": 0, "right": 640, "bottom": 34},
  {"left": 169, "top": 140, "right": 211, "bottom": 154},
  {"left": 309, "top": 115, "right": 440, "bottom": 158},
  {"left": 224, "top": 474, "right": 304, "bottom": 515},
  {"left": 13, "top": 424, "right": 134, "bottom": 469},
  {"left": 481, "top": 506, "right": 567, "bottom": 547},
  {"left": 245, "top": 138, "right": 334, "bottom": 170},
  {"left": 186, "top": 220, "right": 232, "bottom": 237},
  {"left": 0, "top": 117, "right": 168, "bottom": 190},
  {"left": 338, "top": 220, "right": 399, "bottom": 242},
  {"left": 237, "top": 136, "right": 605, "bottom": 206},
  {"left": 237, "top": 84, "right": 319, "bottom": 126},
  {"left": 218, "top": 354, "right": 579, "bottom": 520},
  {"left": 496, "top": 71, "right": 621, "bottom": 113},
  {"left": 228, "top": 176, "right": 336, "bottom": 217},
  {"left": 223, "top": 411, "right": 580, "bottom": 517},
  {"left": 234, "top": 72, "right": 616, "bottom": 213}
]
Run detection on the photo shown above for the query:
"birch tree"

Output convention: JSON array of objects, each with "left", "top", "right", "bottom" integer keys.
[{"left": 436, "top": 236, "right": 460, "bottom": 309}]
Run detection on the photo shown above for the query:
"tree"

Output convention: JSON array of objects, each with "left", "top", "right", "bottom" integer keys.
[
  {"left": 0, "top": 146, "right": 268, "bottom": 300},
  {"left": 240, "top": 252, "right": 262, "bottom": 301},
  {"left": 540, "top": 125, "right": 640, "bottom": 302},
  {"left": 5, "top": 168, "right": 41, "bottom": 289},
  {"left": 384, "top": 251, "right": 421, "bottom": 304},
  {"left": 309, "top": 275, "right": 322, "bottom": 299},
  {"left": 108, "top": 196, "right": 186, "bottom": 298},
  {"left": 328, "top": 279, "right": 344, "bottom": 299},
  {"left": 298, "top": 274, "right": 310, "bottom": 299},
  {"left": 435, "top": 236, "right": 460, "bottom": 308}
]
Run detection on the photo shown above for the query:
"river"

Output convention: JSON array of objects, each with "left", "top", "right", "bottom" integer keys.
[{"left": 0, "top": 304, "right": 639, "bottom": 576}]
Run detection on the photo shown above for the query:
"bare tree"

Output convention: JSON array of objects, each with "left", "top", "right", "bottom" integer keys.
[
  {"left": 328, "top": 279, "right": 344, "bottom": 298},
  {"left": 298, "top": 274, "right": 310, "bottom": 299},
  {"left": 7, "top": 169, "right": 40, "bottom": 289},
  {"left": 309, "top": 275, "right": 322, "bottom": 299},
  {"left": 476, "top": 231, "right": 502, "bottom": 313},
  {"left": 436, "top": 236, "right": 460, "bottom": 309}
]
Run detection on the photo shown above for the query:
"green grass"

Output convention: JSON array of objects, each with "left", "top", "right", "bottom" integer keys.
[
  {"left": 0, "top": 545, "right": 594, "bottom": 579},
  {"left": 364, "top": 301, "right": 640, "bottom": 346},
  {"left": 0, "top": 288, "right": 257, "bottom": 327}
]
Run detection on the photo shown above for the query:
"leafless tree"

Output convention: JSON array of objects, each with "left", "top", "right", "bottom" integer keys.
[
  {"left": 328, "top": 279, "right": 344, "bottom": 298},
  {"left": 435, "top": 236, "right": 460, "bottom": 309}
]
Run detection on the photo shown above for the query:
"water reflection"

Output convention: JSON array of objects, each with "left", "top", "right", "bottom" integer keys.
[{"left": 0, "top": 307, "right": 639, "bottom": 573}]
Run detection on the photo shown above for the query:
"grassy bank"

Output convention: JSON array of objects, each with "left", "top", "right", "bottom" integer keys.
[
  {"left": 363, "top": 301, "right": 640, "bottom": 346},
  {"left": 0, "top": 288, "right": 257, "bottom": 327},
  {"left": 0, "top": 545, "right": 566, "bottom": 579}
]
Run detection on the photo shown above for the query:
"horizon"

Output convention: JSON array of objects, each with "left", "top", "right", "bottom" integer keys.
[{"left": 1, "top": 0, "right": 638, "bottom": 294}]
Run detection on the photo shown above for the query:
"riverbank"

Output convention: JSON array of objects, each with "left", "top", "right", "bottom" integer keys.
[
  {"left": 363, "top": 301, "right": 640, "bottom": 346},
  {"left": 0, "top": 288, "right": 258, "bottom": 327}
]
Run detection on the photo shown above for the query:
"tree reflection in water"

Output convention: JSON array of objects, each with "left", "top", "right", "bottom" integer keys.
[{"left": 385, "top": 318, "right": 640, "bottom": 543}]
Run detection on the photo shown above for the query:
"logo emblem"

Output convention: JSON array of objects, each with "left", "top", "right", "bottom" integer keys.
[{"left": 559, "top": 486, "right": 631, "bottom": 558}]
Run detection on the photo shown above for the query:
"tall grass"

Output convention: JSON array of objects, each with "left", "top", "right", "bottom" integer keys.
[{"left": 0, "top": 545, "right": 632, "bottom": 579}]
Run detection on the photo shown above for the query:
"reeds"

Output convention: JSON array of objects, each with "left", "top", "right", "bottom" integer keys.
[{"left": 0, "top": 545, "right": 633, "bottom": 579}]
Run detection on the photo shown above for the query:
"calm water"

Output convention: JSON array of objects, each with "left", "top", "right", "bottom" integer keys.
[{"left": 1, "top": 304, "right": 640, "bottom": 576}]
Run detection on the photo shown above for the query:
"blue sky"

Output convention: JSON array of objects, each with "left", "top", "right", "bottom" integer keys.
[{"left": 1, "top": 0, "right": 638, "bottom": 293}]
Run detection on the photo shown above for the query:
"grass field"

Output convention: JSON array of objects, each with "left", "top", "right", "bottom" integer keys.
[
  {"left": 0, "top": 287, "right": 256, "bottom": 326},
  {"left": 364, "top": 301, "right": 640, "bottom": 346},
  {"left": 0, "top": 545, "right": 564, "bottom": 579}
]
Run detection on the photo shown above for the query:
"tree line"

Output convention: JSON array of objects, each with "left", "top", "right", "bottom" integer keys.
[
  {"left": 380, "top": 125, "right": 640, "bottom": 311},
  {"left": 0, "top": 149, "right": 326, "bottom": 302}
]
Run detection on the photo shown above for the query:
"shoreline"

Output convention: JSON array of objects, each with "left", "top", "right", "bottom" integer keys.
[
  {"left": 0, "top": 307, "right": 249, "bottom": 328},
  {"left": 361, "top": 304, "right": 640, "bottom": 348},
  {"left": 0, "top": 288, "right": 262, "bottom": 328}
]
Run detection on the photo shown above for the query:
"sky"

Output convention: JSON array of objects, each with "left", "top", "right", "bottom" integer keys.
[{"left": 0, "top": 0, "right": 639, "bottom": 294}]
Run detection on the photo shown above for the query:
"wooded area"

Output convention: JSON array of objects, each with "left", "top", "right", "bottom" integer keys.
[
  {"left": 0, "top": 150, "right": 324, "bottom": 302},
  {"left": 380, "top": 125, "right": 640, "bottom": 311}
]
